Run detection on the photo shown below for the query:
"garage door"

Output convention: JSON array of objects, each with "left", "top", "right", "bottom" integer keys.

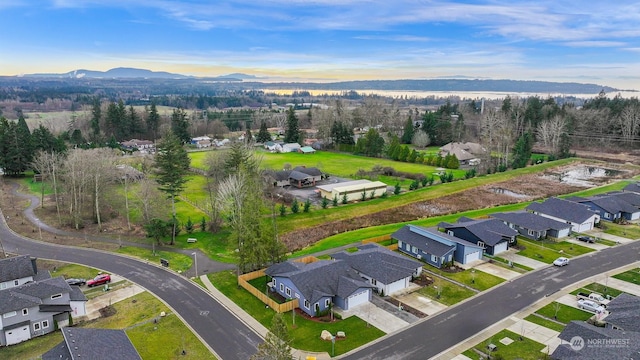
[
  {"left": 493, "top": 242, "right": 508, "bottom": 255},
  {"left": 5, "top": 325, "right": 31, "bottom": 345},
  {"left": 347, "top": 290, "right": 369, "bottom": 309},
  {"left": 464, "top": 251, "right": 481, "bottom": 264}
]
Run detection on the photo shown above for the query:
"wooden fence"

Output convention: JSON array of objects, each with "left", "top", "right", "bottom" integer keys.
[
  {"left": 238, "top": 269, "right": 299, "bottom": 313},
  {"left": 361, "top": 234, "right": 397, "bottom": 250}
]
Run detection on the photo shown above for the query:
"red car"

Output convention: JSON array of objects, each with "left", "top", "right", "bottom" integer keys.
[{"left": 87, "top": 274, "right": 111, "bottom": 287}]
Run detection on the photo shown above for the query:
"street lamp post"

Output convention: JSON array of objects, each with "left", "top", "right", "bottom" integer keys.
[
  {"left": 192, "top": 252, "right": 198, "bottom": 278},
  {"left": 471, "top": 269, "right": 476, "bottom": 284},
  {"left": 331, "top": 335, "right": 336, "bottom": 357}
]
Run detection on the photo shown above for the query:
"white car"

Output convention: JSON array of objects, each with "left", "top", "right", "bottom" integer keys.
[
  {"left": 577, "top": 299, "right": 606, "bottom": 314},
  {"left": 553, "top": 257, "right": 569, "bottom": 266}
]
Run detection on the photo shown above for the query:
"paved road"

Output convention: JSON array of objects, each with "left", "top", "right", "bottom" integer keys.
[
  {"left": 0, "top": 208, "right": 261, "bottom": 360},
  {"left": 342, "top": 241, "right": 640, "bottom": 359}
]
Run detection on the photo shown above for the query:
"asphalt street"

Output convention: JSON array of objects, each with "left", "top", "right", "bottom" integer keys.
[
  {"left": 0, "top": 208, "right": 262, "bottom": 360},
  {"left": 342, "top": 239, "right": 640, "bottom": 359}
]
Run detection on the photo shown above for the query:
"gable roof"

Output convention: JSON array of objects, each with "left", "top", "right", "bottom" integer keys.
[
  {"left": 265, "top": 260, "right": 372, "bottom": 304},
  {"left": 391, "top": 225, "right": 458, "bottom": 256},
  {"left": 490, "top": 211, "right": 572, "bottom": 232},
  {"left": 293, "top": 166, "right": 322, "bottom": 177},
  {"left": 0, "top": 255, "right": 37, "bottom": 283},
  {"left": 43, "top": 328, "right": 142, "bottom": 360},
  {"left": 0, "top": 276, "right": 71, "bottom": 314},
  {"left": 299, "top": 146, "right": 316, "bottom": 153},
  {"left": 572, "top": 195, "right": 639, "bottom": 215},
  {"left": 438, "top": 218, "right": 517, "bottom": 246},
  {"left": 552, "top": 320, "right": 640, "bottom": 359},
  {"left": 288, "top": 170, "right": 312, "bottom": 181},
  {"left": 623, "top": 182, "right": 640, "bottom": 194},
  {"left": 526, "top": 197, "right": 599, "bottom": 224},
  {"left": 331, "top": 244, "right": 422, "bottom": 284},
  {"left": 603, "top": 293, "right": 640, "bottom": 332},
  {"left": 608, "top": 191, "right": 640, "bottom": 207}
]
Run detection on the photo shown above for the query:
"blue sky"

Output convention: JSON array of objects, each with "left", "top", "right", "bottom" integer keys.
[{"left": 1, "top": 0, "right": 639, "bottom": 89}]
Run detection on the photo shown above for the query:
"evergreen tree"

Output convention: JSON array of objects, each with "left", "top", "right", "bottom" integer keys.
[
  {"left": 256, "top": 120, "right": 272, "bottom": 143},
  {"left": 32, "top": 124, "right": 66, "bottom": 153},
  {"left": 290, "top": 199, "right": 299, "bottom": 214},
  {"left": 512, "top": 132, "right": 533, "bottom": 169},
  {"left": 155, "top": 132, "right": 191, "bottom": 244},
  {"left": 147, "top": 101, "right": 160, "bottom": 140},
  {"left": 0, "top": 117, "right": 33, "bottom": 175},
  {"left": 283, "top": 107, "right": 300, "bottom": 143},
  {"left": 354, "top": 128, "right": 385, "bottom": 157},
  {"left": 171, "top": 108, "right": 191, "bottom": 144},
  {"left": 250, "top": 313, "right": 293, "bottom": 360},
  {"left": 303, "top": 198, "right": 311, "bottom": 213},
  {"left": 90, "top": 97, "right": 101, "bottom": 137},
  {"left": 321, "top": 196, "right": 329, "bottom": 209},
  {"left": 401, "top": 116, "right": 415, "bottom": 144},
  {"left": 128, "top": 105, "right": 143, "bottom": 138}
]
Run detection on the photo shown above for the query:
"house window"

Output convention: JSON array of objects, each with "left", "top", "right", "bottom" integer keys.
[
  {"left": 22, "top": 308, "right": 28, "bottom": 316},
  {"left": 431, "top": 255, "right": 438, "bottom": 263},
  {"left": 325, "top": 299, "right": 331, "bottom": 307},
  {"left": 0, "top": 283, "right": 6, "bottom": 289},
  {"left": 398, "top": 240, "right": 403, "bottom": 248},
  {"left": 304, "top": 300, "right": 310, "bottom": 309},
  {"left": 448, "top": 254, "right": 453, "bottom": 262},
  {"left": 477, "top": 241, "right": 485, "bottom": 248},
  {"left": 34, "top": 322, "right": 41, "bottom": 331},
  {"left": 604, "top": 213, "right": 611, "bottom": 219},
  {"left": 371, "top": 279, "right": 377, "bottom": 286},
  {"left": 447, "top": 230, "right": 454, "bottom": 236},
  {"left": 3, "top": 311, "right": 16, "bottom": 318},
  {"left": 14, "top": 280, "right": 19, "bottom": 286},
  {"left": 51, "top": 293, "right": 62, "bottom": 299},
  {"left": 412, "top": 246, "right": 418, "bottom": 254},
  {"left": 42, "top": 320, "right": 49, "bottom": 329},
  {"left": 528, "top": 229, "right": 534, "bottom": 236},
  {"left": 285, "top": 287, "right": 291, "bottom": 297},
  {"left": 279, "top": 283, "right": 284, "bottom": 292}
]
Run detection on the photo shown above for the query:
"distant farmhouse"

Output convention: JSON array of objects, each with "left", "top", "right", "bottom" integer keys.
[
  {"left": 120, "top": 139, "right": 155, "bottom": 154},
  {"left": 439, "top": 142, "right": 487, "bottom": 166},
  {"left": 316, "top": 180, "right": 388, "bottom": 202}
]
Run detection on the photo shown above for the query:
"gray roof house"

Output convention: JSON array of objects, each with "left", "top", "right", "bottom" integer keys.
[
  {"left": 526, "top": 197, "right": 600, "bottom": 233},
  {"left": 0, "top": 255, "right": 39, "bottom": 290},
  {"left": 265, "top": 259, "right": 373, "bottom": 317},
  {"left": 623, "top": 181, "right": 640, "bottom": 194},
  {"left": 43, "top": 327, "right": 141, "bottom": 360},
  {"left": 602, "top": 293, "right": 640, "bottom": 332},
  {"left": 392, "top": 225, "right": 484, "bottom": 267},
  {"left": 437, "top": 217, "right": 517, "bottom": 256},
  {"left": 0, "top": 276, "right": 85, "bottom": 346},
  {"left": 568, "top": 194, "right": 640, "bottom": 222},
  {"left": 331, "top": 244, "right": 422, "bottom": 296},
  {"left": 490, "top": 211, "right": 572, "bottom": 240},
  {"left": 551, "top": 320, "right": 640, "bottom": 359}
]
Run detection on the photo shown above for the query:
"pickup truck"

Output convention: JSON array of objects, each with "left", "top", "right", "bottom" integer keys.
[
  {"left": 576, "top": 292, "right": 610, "bottom": 307},
  {"left": 577, "top": 299, "right": 606, "bottom": 314}
]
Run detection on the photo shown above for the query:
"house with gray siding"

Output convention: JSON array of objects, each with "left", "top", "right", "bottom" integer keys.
[
  {"left": 265, "top": 260, "right": 373, "bottom": 317},
  {"left": 0, "top": 276, "right": 84, "bottom": 346},
  {"left": 567, "top": 194, "right": 640, "bottom": 222},
  {"left": 0, "top": 255, "right": 38, "bottom": 290},
  {"left": 392, "top": 225, "right": 484, "bottom": 267},
  {"left": 331, "top": 244, "right": 422, "bottom": 296},
  {"left": 490, "top": 211, "right": 572, "bottom": 240},
  {"left": 526, "top": 197, "right": 600, "bottom": 233},
  {"left": 438, "top": 217, "right": 517, "bottom": 256}
]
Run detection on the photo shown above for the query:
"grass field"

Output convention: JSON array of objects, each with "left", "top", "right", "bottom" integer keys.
[
  {"left": 524, "top": 314, "right": 566, "bottom": 332},
  {"left": 417, "top": 276, "right": 476, "bottom": 305},
  {"left": 117, "top": 246, "right": 193, "bottom": 273},
  {"left": 515, "top": 238, "right": 594, "bottom": 264},
  {"left": 535, "top": 302, "right": 593, "bottom": 324},
  {"left": 602, "top": 222, "right": 640, "bottom": 240},
  {"left": 613, "top": 267, "right": 640, "bottom": 285},
  {"left": 461, "top": 329, "right": 547, "bottom": 360},
  {"left": 426, "top": 268, "right": 505, "bottom": 291}
]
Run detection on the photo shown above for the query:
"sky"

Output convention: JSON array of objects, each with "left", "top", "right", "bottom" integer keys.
[{"left": 1, "top": 0, "right": 639, "bottom": 89}]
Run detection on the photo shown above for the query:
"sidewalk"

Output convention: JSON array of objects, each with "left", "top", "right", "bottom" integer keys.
[
  {"left": 432, "top": 261, "right": 640, "bottom": 359},
  {"left": 596, "top": 276, "right": 640, "bottom": 296}
]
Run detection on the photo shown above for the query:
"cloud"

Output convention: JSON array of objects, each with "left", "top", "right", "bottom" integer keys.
[{"left": 565, "top": 41, "right": 626, "bottom": 48}]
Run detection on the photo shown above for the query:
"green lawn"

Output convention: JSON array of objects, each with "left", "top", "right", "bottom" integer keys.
[
  {"left": 461, "top": 329, "right": 547, "bottom": 360},
  {"left": 515, "top": 238, "right": 594, "bottom": 264},
  {"left": 426, "top": 268, "right": 505, "bottom": 291},
  {"left": 535, "top": 302, "right": 593, "bottom": 324},
  {"left": 417, "top": 276, "right": 476, "bottom": 305},
  {"left": 524, "top": 314, "right": 566, "bottom": 332},
  {"left": 602, "top": 222, "right": 640, "bottom": 240},
  {"left": 569, "top": 283, "right": 625, "bottom": 298},
  {"left": 116, "top": 246, "right": 193, "bottom": 273},
  {"left": 38, "top": 259, "right": 102, "bottom": 280},
  {"left": 169, "top": 230, "right": 238, "bottom": 264},
  {"left": 489, "top": 256, "right": 534, "bottom": 272},
  {"left": 207, "top": 270, "right": 385, "bottom": 355},
  {"left": 613, "top": 268, "right": 640, "bottom": 285}
]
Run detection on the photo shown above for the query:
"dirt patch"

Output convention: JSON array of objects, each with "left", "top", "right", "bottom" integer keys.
[
  {"left": 99, "top": 305, "right": 116, "bottom": 318},
  {"left": 280, "top": 165, "right": 633, "bottom": 252},
  {"left": 384, "top": 297, "right": 428, "bottom": 318}
]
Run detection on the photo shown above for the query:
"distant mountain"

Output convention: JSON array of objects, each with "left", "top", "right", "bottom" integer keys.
[
  {"left": 222, "top": 73, "right": 260, "bottom": 80},
  {"left": 24, "top": 67, "right": 190, "bottom": 79}
]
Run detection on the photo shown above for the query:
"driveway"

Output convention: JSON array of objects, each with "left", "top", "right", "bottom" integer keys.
[
  {"left": 474, "top": 262, "right": 521, "bottom": 280},
  {"left": 497, "top": 249, "right": 548, "bottom": 269},
  {"left": 564, "top": 237, "right": 609, "bottom": 250},
  {"left": 337, "top": 302, "right": 410, "bottom": 334},
  {"left": 587, "top": 230, "right": 635, "bottom": 244},
  {"left": 596, "top": 277, "right": 640, "bottom": 296},
  {"left": 393, "top": 292, "right": 447, "bottom": 315}
]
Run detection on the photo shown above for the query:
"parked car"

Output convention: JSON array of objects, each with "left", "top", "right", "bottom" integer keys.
[
  {"left": 87, "top": 274, "right": 111, "bottom": 287},
  {"left": 576, "top": 292, "right": 610, "bottom": 307},
  {"left": 553, "top": 257, "right": 569, "bottom": 267},
  {"left": 65, "top": 278, "right": 86, "bottom": 286},
  {"left": 577, "top": 235, "right": 595, "bottom": 243},
  {"left": 577, "top": 299, "right": 606, "bottom": 314}
]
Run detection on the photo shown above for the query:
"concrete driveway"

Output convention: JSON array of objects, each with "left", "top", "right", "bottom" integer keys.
[
  {"left": 596, "top": 277, "right": 640, "bottom": 296},
  {"left": 474, "top": 262, "right": 521, "bottom": 280},
  {"left": 394, "top": 292, "right": 447, "bottom": 316},
  {"left": 587, "top": 230, "right": 635, "bottom": 244},
  {"left": 565, "top": 237, "right": 609, "bottom": 250},
  {"left": 498, "top": 249, "right": 548, "bottom": 269},
  {"left": 337, "top": 302, "right": 409, "bottom": 334}
]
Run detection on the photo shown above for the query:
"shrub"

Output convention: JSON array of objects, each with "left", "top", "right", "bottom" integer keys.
[
  {"left": 333, "top": 195, "right": 339, "bottom": 207},
  {"left": 394, "top": 183, "right": 401, "bottom": 195},
  {"left": 321, "top": 196, "right": 329, "bottom": 209},
  {"left": 291, "top": 199, "right": 299, "bottom": 214},
  {"left": 279, "top": 203, "right": 286, "bottom": 216},
  {"left": 342, "top": 193, "right": 348, "bottom": 204},
  {"left": 185, "top": 217, "right": 194, "bottom": 234},
  {"left": 303, "top": 199, "right": 311, "bottom": 213}
]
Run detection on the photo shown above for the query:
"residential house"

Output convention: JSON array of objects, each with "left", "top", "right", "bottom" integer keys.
[
  {"left": 288, "top": 170, "right": 316, "bottom": 188},
  {"left": 438, "top": 217, "right": 518, "bottom": 256},
  {"left": 567, "top": 194, "right": 640, "bottom": 222},
  {"left": 316, "top": 180, "right": 388, "bottom": 202},
  {"left": 551, "top": 294, "right": 640, "bottom": 359},
  {"left": 0, "top": 255, "right": 38, "bottom": 290},
  {"left": 526, "top": 197, "right": 600, "bottom": 232},
  {"left": 190, "top": 136, "right": 212, "bottom": 148},
  {"left": 43, "top": 327, "right": 141, "bottom": 360},
  {"left": 282, "top": 143, "right": 302, "bottom": 153},
  {"left": 265, "top": 170, "right": 291, "bottom": 187},
  {"left": 331, "top": 244, "right": 422, "bottom": 296},
  {"left": 622, "top": 181, "right": 640, "bottom": 194},
  {"left": 120, "top": 139, "right": 155, "bottom": 153},
  {"left": 293, "top": 166, "right": 324, "bottom": 183},
  {"left": 392, "top": 225, "right": 484, "bottom": 267},
  {"left": 298, "top": 146, "right": 316, "bottom": 154},
  {"left": 439, "top": 142, "right": 487, "bottom": 166},
  {"left": 264, "top": 141, "right": 283, "bottom": 152},
  {"left": 0, "top": 277, "right": 86, "bottom": 346},
  {"left": 265, "top": 260, "right": 373, "bottom": 317},
  {"left": 490, "top": 211, "right": 572, "bottom": 240}
]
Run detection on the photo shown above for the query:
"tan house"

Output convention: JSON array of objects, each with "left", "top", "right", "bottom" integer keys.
[{"left": 316, "top": 180, "right": 388, "bottom": 202}]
